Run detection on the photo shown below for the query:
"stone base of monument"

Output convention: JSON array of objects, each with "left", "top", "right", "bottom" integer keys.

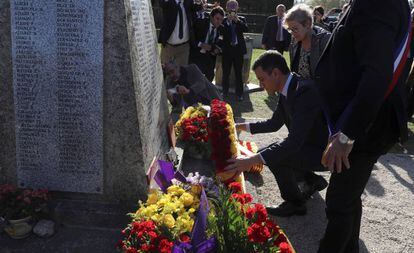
[{"left": 51, "top": 200, "right": 134, "bottom": 230}]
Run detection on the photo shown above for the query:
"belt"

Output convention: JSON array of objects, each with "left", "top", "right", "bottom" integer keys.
[{"left": 167, "top": 41, "right": 189, "bottom": 47}]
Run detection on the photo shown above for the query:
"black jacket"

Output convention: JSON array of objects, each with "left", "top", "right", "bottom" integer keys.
[
  {"left": 315, "top": 0, "right": 411, "bottom": 153},
  {"left": 261, "top": 15, "right": 291, "bottom": 50},
  {"left": 158, "top": 0, "right": 200, "bottom": 45},
  {"left": 191, "top": 17, "right": 224, "bottom": 55},
  {"left": 250, "top": 74, "right": 328, "bottom": 168},
  {"left": 221, "top": 16, "right": 248, "bottom": 55}
]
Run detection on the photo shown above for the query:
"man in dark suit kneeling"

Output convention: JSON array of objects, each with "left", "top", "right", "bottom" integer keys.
[{"left": 225, "top": 50, "right": 328, "bottom": 216}]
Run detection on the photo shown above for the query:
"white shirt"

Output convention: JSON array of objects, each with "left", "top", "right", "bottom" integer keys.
[
  {"left": 276, "top": 16, "right": 284, "bottom": 41},
  {"left": 167, "top": 0, "right": 190, "bottom": 45},
  {"left": 281, "top": 73, "right": 293, "bottom": 97},
  {"left": 204, "top": 23, "right": 216, "bottom": 44}
]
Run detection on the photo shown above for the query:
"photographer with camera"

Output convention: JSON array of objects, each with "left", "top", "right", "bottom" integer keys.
[{"left": 221, "top": 0, "right": 248, "bottom": 101}]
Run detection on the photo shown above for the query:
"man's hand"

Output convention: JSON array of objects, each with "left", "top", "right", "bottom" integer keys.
[
  {"left": 200, "top": 43, "right": 212, "bottom": 51},
  {"left": 176, "top": 85, "right": 190, "bottom": 95},
  {"left": 224, "top": 154, "right": 263, "bottom": 176},
  {"left": 261, "top": 44, "right": 266, "bottom": 50},
  {"left": 235, "top": 123, "right": 248, "bottom": 132},
  {"left": 321, "top": 134, "right": 354, "bottom": 173}
]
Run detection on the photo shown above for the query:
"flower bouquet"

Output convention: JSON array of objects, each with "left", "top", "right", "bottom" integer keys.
[
  {"left": 0, "top": 184, "right": 50, "bottom": 239},
  {"left": 118, "top": 161, "right": 295, "bottom": 253},
  {"left": 209, "top": 99, "right": 240, "bottom": 183},
  {"left": 175, "top": 105, "right": 210, "bottom": 159},
  {"left": 208, "top": 182, "right": 294, "bottom": 253}
]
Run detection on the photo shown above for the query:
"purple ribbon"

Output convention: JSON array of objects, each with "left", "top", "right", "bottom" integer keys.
[
  {"left": 172, "top": 188, "right": 217, "bottom": 253},
  {"left": 154, "top": 160, "right": 187, "bottom": 193},
  {"left": 173, "top": 237, "right": 217, "bottom": 253}
]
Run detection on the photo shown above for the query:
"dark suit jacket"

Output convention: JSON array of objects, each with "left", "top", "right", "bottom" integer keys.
[
  {"left": 158, "top": 0, "right": 200, "bottom": 45},
  {"left": 250, "top": 74, "right": 328, "bottom": 168},
  {"left": 261, "top": 15, "right": 291, "bottom": 50},
  {"left": 315, "top": 0, "right": 410, "bottom": 153},
  {"left": 221, "top": 16, "right": 248, "bottom": 55},
  {"left": 289, "top": 26, "right": 331, "bottom": 78},
  {"left": 191, "top": 17, "right": 224, "bottom": 55},
  {"left": 166, "top": 64, "right": 222, "bottom": 105}
]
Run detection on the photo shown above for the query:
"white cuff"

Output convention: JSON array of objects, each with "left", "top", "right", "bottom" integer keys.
[
  {"left": 198, "top": 42, "right": 202, "bottom": 47},
  {"left": 258, "top": 153, "right": 266, "bottom": 165},
  {"left": 245, "top": 123, "right": 251, "bottom": 133}
]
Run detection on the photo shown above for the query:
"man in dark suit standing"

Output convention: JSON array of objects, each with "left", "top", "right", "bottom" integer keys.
[
  {"left": 190, "top": 6, "right": 225, "bottom": 82},
  {"left": 261, "top": 4, "right": 291, "bottom": 54},
  {"left": 315, "top": 0, "right": 411, "bottom": 252},
  {"left": 221, "top": 0, "right": 248, "bottom": 101},
  {"left": 224, "top": 51, "right": 329, "bottom": 216},
  {"left": 158, "top": 0, "right": 201, "bottom": 66}
]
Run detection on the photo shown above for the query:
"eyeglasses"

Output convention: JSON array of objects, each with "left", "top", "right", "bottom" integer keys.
[{"left": 287, "top": 27, "right": 301, "bottom": 34}]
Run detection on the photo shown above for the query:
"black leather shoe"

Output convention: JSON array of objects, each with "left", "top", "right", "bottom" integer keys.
[
  {"left": 266, "top": 202, "right": 307, "bottom": 217},
  {"left": 303, "top": 176, "right": 328, "bottom": 199}
]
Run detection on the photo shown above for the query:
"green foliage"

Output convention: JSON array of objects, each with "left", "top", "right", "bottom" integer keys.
[{"left": 208, "top": 185, "right": 253, "bottom": 253}]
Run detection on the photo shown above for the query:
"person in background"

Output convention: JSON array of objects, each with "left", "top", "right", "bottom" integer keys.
[
  {"left": 285, "top": 4, "right": 330, "bottom": 80},
  {"left": 312, "top": 6, "right": 330, "bottom": 31},
  {"left": 221, "top": 0, "right": 248, "bottom": 101},
  {"left": 158, "top": 0, "right": 201, "bottom": 65},
  {"left": 224, "top": 51, "right": 329, "bottom": 217},
  {"left": 163, "top": 62, "right": 222, "bottom": 108},
  {"left": 315, "top": 0, "right": 411, "bottom": 251},
  {"left": 261, "top": 4, "right": 291, "bottom": 54},
  {"left": 190, "top": 6, "right": 225, "bottom": 82}
]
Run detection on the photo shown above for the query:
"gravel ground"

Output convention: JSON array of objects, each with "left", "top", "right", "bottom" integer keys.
[{"left": 238, "top": 119, "right": 414, "bottom": 253}]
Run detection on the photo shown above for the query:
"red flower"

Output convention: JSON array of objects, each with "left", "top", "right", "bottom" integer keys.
[
  {"left": 243, "top": 194, "right": 253, "bottom": 204},
  {"left": 228, "top": 182, "right": 242, "bottom": 193},
  {"left": 126, "top": 247, "right": 138, "bottom": 253},
  {"left": 247, "top": 223, "right": 272, "bottom": 243},
  {"left": 279, "top": 242, "right": 293, "bottom": 253},
  {"left": 274, "top": 231, "right": 288, "bottom": 246},
  {"left": 245, "top": 206, "right": 256, "bottom": 220},
  {"left": 180, "top": 234, "right": 191, "bottom": 243},
  {"left": 255, "top": 203, "right": 267, "bottom": 222},
  {"left": 158, "top": 238, "right": 174, "bottom": 253}
]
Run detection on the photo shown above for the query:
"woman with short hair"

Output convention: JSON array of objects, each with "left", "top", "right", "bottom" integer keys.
[{"left": 285, "top": 4, "right": 331, "bottom": 80}]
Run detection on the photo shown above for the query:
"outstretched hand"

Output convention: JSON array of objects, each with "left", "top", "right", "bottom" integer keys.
[{"left": 224, "top": 154, "right": 263, "bottom": 176}]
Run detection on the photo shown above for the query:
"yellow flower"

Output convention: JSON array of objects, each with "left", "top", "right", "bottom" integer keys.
[
  {"left": 190, "top": 185, "right": 201, "bottom": 195},
  {"left": 147, "top": 191, "right": 158, "bottom": 205},
  {"left": 157, "top": 194, "right": 171, "bottom": 207},
  {"left": 150, "top": 214, "right": 161, "bottom": 223},
  {"left": 230, "top": 143, "right": 238, "bottom": 156},
  {"left": 167, "top": 185, "right": 185, "bottom": 196},
  {"left": 163, "top": 201, "right": 180, "bottom": 214},
  {"left": 163, "top": 214, "right": 175, "bottom": 228},
  {"left": 229, "top": 134, "right": 236, "bottom": 143},
  {"left": 179, "top": 192, "right": 194, "bottom": 207}
]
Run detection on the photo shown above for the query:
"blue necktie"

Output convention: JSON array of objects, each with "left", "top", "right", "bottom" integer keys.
[{"left": 230, "top": 22, "right": 237, "bottom": 45}]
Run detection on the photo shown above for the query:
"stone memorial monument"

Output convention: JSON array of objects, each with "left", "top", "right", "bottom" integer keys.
[{"left": 0, "top": 0, "right": 169, "bottom": 204}]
